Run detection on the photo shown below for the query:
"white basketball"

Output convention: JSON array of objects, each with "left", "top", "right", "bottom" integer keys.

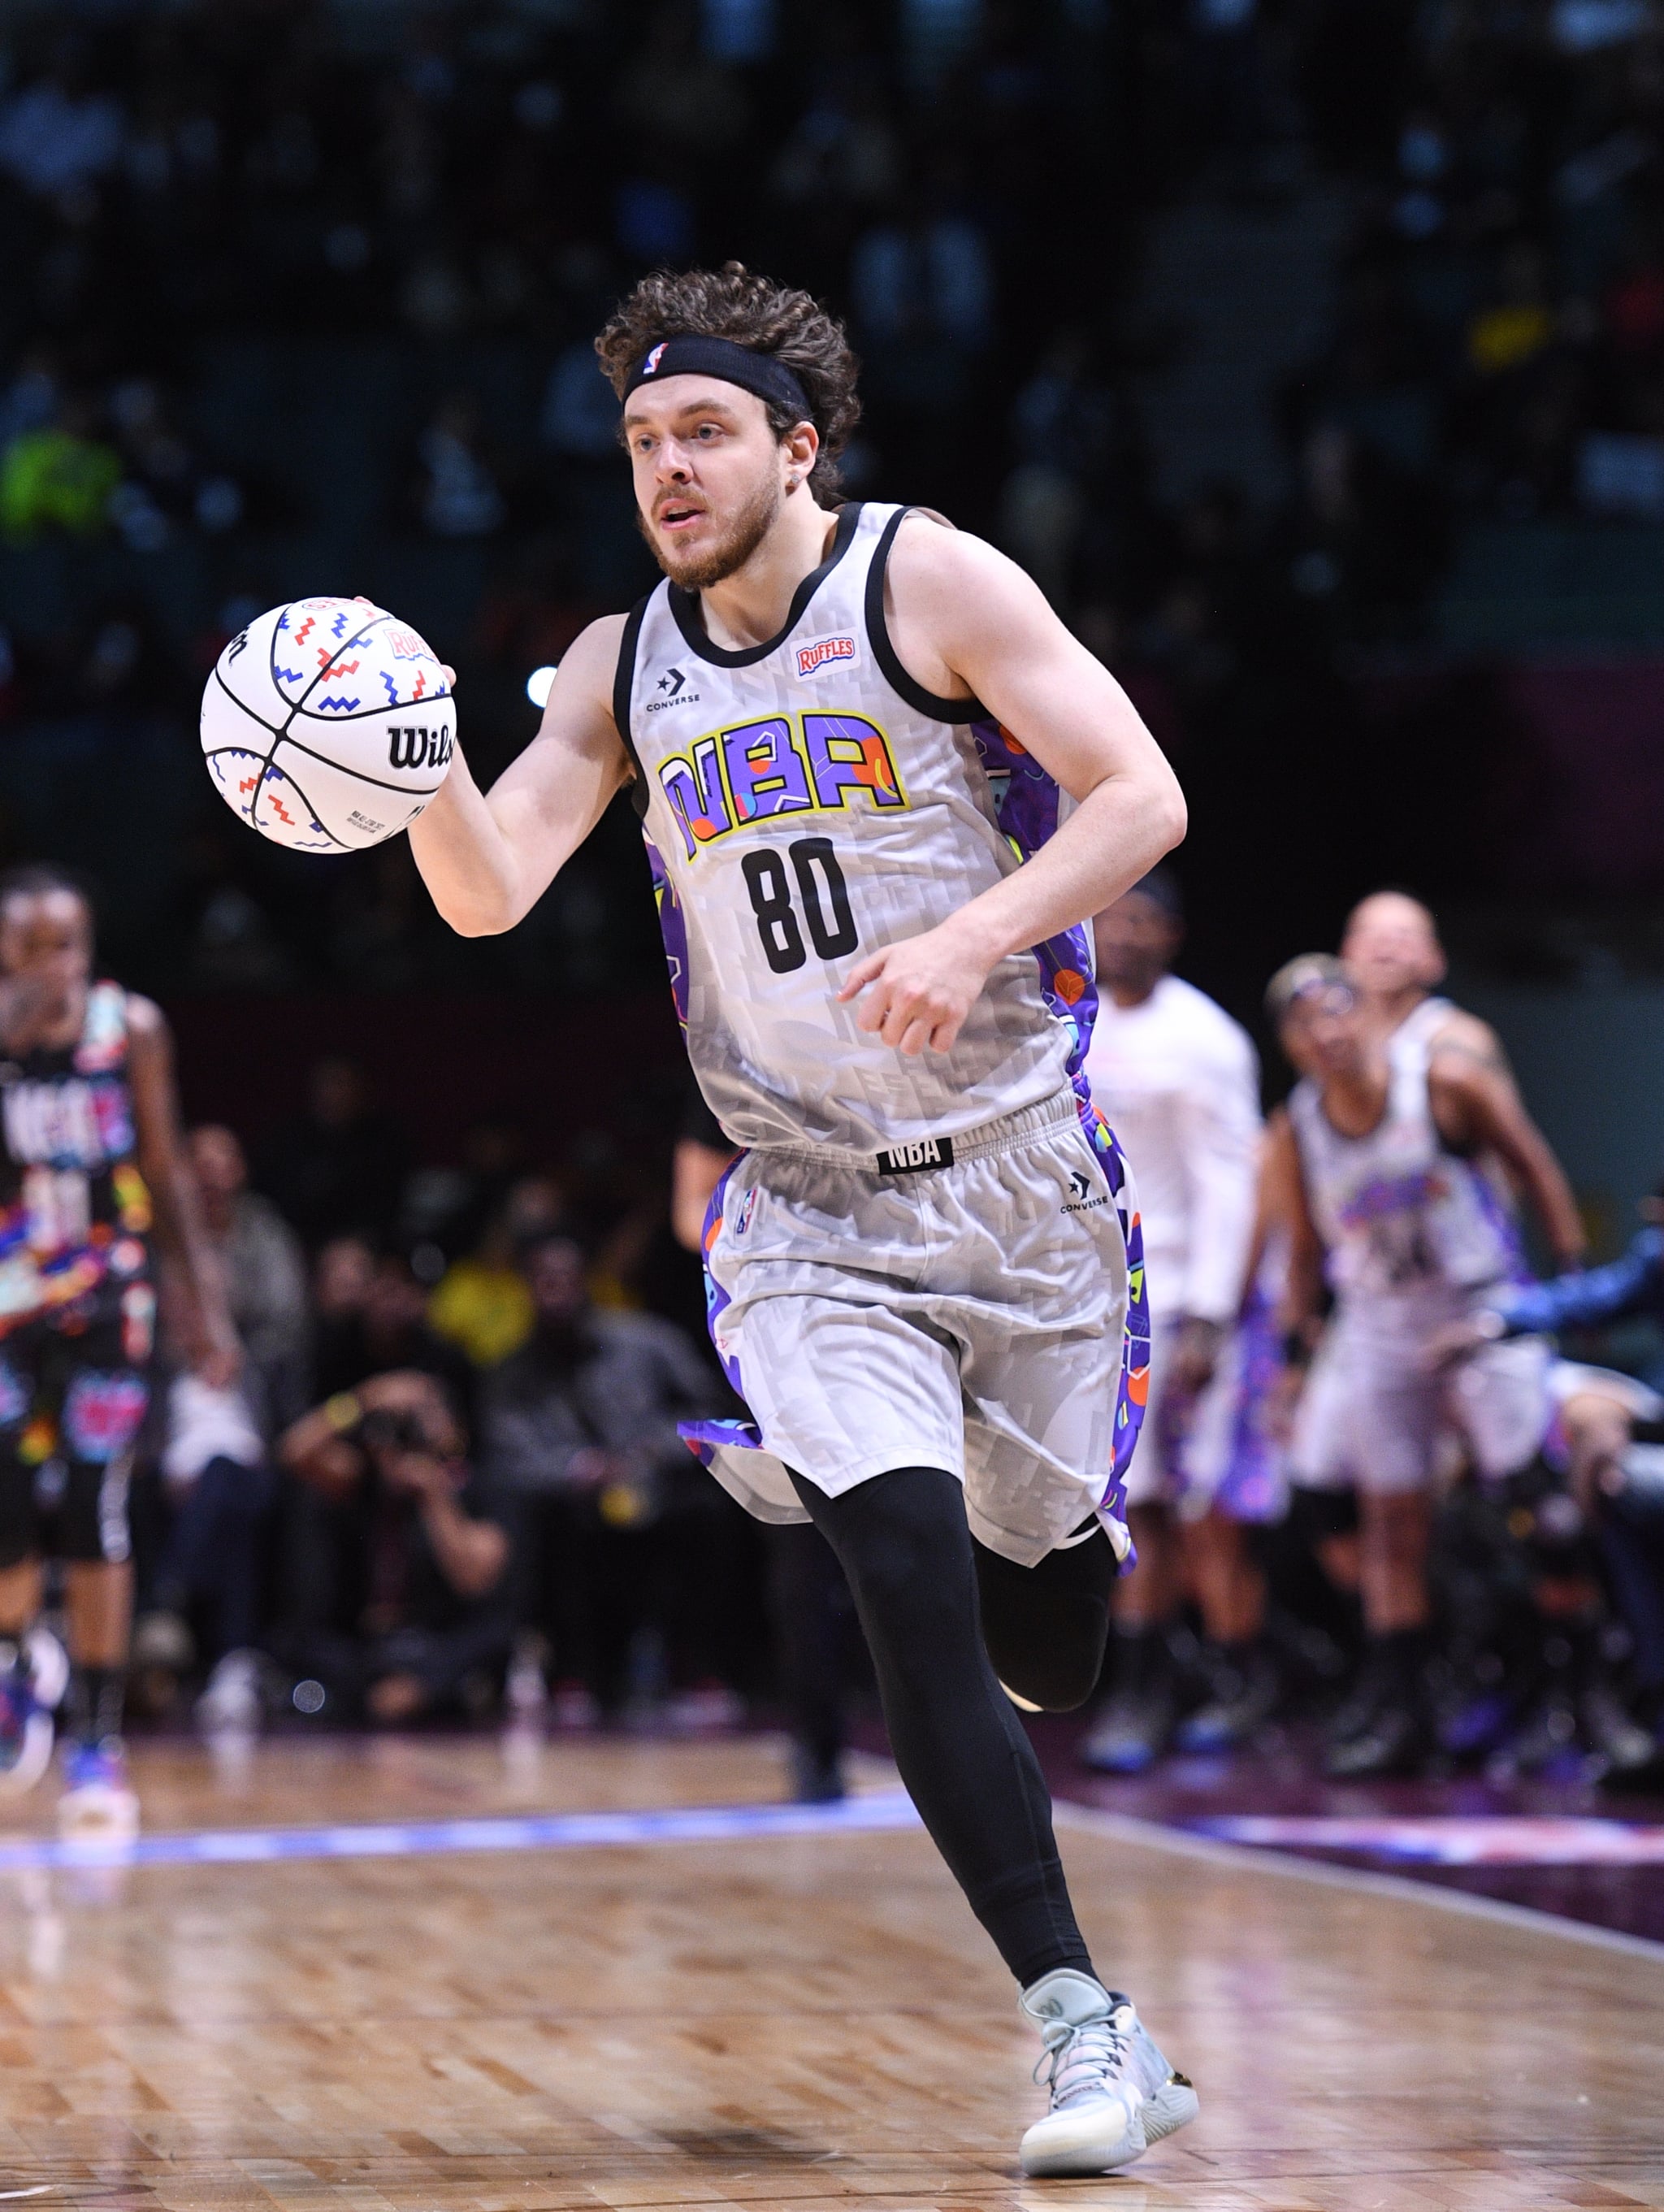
[{"left": 200, "top": 596, "right": 455, "bottom": 852}]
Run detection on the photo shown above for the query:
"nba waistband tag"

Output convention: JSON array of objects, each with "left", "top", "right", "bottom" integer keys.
[{"left": 875, "top": 1137, "right": 955, "bottom": 1175}]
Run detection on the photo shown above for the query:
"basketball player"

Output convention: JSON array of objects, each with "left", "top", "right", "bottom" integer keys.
[
  {"left": 1272, "top": 960, "right": 1583, "bottom": 1776},
  {"left": 1343, "top": 891, "right": 1582, "bottom": 1205},
  {"left": 410, "top": 266, "right": 1195, "bottom": 2175},
  {"left": 0, "top": 866, "right": 239, "bottom": 1835},
  {"left": 1078, "top": 868, "right": 1268, "bottom": 1771}
]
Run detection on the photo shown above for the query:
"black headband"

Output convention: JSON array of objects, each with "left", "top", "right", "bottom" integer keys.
[{"left": 623, "top": 333, "right": 812, "bottom": 422}]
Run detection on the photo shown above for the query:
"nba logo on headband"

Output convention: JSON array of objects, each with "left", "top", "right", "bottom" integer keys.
[{"left": 643, "top": 343, "right": 667, "bottom": 377}]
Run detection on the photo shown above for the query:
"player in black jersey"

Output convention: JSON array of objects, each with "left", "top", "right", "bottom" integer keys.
[{"left": 0, "top": 865, "right": 238, "bottom": 1836}]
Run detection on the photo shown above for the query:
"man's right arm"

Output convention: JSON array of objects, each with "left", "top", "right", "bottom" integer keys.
[{"left": 408, "top": 614, "right": 632, "bottom": 937}]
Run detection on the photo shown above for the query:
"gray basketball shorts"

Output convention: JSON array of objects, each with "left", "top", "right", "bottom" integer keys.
[{"left": 683, "top": 1091, "right": 1136, "bottom": 1569}]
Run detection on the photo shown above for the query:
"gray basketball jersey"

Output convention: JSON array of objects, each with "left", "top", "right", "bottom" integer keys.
[{"left": 614, "top": 502, "right": 1076, "bottom": 1156}]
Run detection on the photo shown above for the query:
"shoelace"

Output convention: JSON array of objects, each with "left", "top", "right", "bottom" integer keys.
[{"left": 1033, "top": 2010, "right": 1134, "bottom": 2110}]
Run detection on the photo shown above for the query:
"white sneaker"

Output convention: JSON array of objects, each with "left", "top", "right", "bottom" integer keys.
[
  {"left": 0, "top": 1628, "right": 69, "bottom": 1798},
  {"left": 196, "top": 1649, "right": 263, "bottom": 1732},
  {"left": 1018, "top": 1968, "right": 1198, "bottom": 2177},
  {"left": 58, "top": 1740, "right": 141, "bottom": 1846}
]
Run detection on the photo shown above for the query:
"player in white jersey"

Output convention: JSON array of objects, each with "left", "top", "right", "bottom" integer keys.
[
  {"left": 1075, "top": 869, "right": 1270, "bottom": 1771},
  {"left": 1343, "top": 889, "right": 1585, "bottom": 1261},
  {"left": 1270, "top": 960, "right": 1581, "bottom": 1776},
  {"left": 408, "top": 267, "right": 1196, "bottom": 2176}
]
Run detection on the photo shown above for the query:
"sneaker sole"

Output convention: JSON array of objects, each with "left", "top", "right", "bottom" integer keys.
[{"left": 1019, "top": 2109, "right": 1148, "bottom": 2177}]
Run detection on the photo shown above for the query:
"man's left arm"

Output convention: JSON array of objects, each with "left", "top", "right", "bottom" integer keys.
[
  {"left": 1430, "top": 1053, "right": 1587, "bottom": 1267},
  {"left": 127, "top": 996, "right": 240, "bottom": 1385},
  {"left": 403, "top": 1459, "right": 509, "bottom": 1600},
  {"left": 838, "top": 525, "right": 1186, "bottom": 1056}
]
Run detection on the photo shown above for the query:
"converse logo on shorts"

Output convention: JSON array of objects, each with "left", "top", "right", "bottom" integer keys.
[
  {"left": 1061, "top": 1167, "right": 1109, "bottom": 1215},
  {"left": 875, "top": 1136, "right": 955, "bottom": 1175}
]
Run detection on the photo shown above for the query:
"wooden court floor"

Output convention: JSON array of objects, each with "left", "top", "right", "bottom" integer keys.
[{"left": 2, "top": 1733, "right": 1662, "bottom": 2211}]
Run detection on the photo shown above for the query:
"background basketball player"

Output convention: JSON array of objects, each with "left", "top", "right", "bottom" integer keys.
[
  {"left": 1077, "top": 867, "right": 1266, "bottom": 1772},
  {"left": 0, "top": 866, "right": 239, "bottom": 1836},
  {"left": 1272, "top": 961, "right": 1583, "bottom": 1776}
]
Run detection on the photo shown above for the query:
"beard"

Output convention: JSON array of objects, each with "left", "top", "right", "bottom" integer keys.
[{"left": 639, "top": 466, "right": 783, "bottom": 592}]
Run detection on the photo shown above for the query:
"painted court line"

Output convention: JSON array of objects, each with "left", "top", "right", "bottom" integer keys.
[
  {"left": 1191, "top": 1813, "right": 1664, "bottom": 1865},
  {"left": 1053, "top": 1800, "right": 1664, "bottom": 1963},
  {"left": 0, "top": 1791, "right": 924, "bottom": 1874}
]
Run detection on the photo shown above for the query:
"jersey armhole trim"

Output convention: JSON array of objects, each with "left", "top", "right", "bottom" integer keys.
[
  {"left": 864, "top": 505, "right": 988, "bottom": 725},
  {"left": 612, "top": 594, "right": 652, "bottom": 821}
]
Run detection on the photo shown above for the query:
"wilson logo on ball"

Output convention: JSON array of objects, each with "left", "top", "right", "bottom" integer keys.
[{"left": 388, "top": 724, "right": 453, "bottom": 771}]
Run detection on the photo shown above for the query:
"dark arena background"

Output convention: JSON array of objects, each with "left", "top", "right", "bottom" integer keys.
[{"left": 1, "top": 3, "right": 1662, "bottom": 2208}]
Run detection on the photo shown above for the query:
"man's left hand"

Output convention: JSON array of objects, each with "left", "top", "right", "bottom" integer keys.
[{"left": 837, "top": 917, "right": 995, "bottom": 1057}]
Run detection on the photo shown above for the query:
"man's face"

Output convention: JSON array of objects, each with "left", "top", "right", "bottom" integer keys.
[
  {"left": 0, "top": 889, "right": 92, "bottom": 997},
  {"left": 188, "top": 1125, "right": 247, "bottom": 1200},
  {"left": 526, "top": 1239, "right": 587, "bottom": 1329},
  {"left": 1093, "top": 891, "right": 1180, "bottom": 999},
  {"left": 314, "top": 1236, "right": 375, "bottom": 1319},
  {"left": 366, "top": 1258, "right": 427, "bottom": 1334},
  {"left": 622, "top": 375, "right": 803, "bottom": 590},
  {"left": 1280, "top": 983, "right": 1364, "bottom": 1080},
  {"left": 1341, "top": 892, "right": 1444, "bottom": 1001}
]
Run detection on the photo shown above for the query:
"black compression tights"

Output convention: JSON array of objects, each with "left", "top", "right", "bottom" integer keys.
[{"left": 786, "top": 1464, "right": 1116, "bottom": 1989}]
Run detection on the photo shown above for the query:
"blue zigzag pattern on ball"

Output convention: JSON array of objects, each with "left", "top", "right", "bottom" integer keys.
[
  {"left": 314, "top": 694, "right": 361, "bottom": 712},
  {"left": 381, "top": 670, "right": 400, "bottom": 704},
  {"left": 274, "top": 662, "right": 305, "bottom": 684},
  {"left": 331, "top": 612, "right": 349, "bottom": 637}
]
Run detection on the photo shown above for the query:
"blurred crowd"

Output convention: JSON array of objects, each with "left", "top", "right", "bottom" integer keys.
[
  {"left": 88, "top": 890, "right": 1663, "bottom": 1807},
  {"left": 0, "top": 1, "right": 1660, "bottom": 999},
  {"left": 0, "top": 0, "right": 1662, "bottom": 1797},
  {"left": 123, "top": 1060, "right": 765, "bottom": 1741}
]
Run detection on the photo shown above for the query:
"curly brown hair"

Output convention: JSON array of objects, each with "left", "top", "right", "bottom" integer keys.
[{"left": 594, "top": 262, "right": 860, "bottom": 505}]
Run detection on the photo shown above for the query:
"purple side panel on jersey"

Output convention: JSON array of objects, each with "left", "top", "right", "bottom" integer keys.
[
  {"left": 969, "top": 719, "right": 1100, "bottom": 1100},
  {"left": 972, "top": 718, "right": 1147, "bottom": 1551},
  {"left": 644, "top": 833, "right": 691, "bottom": 1032},
  {"left": 678, "top": 1151, "right": 769, "bottom": 1463}
]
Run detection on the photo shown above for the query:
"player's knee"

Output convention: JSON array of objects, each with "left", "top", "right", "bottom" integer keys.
[
  {"left": 994, "top": 1641, "right": 1104, "bottom": 1712},
  {"left": 973, "top": 1529, "right": 1115, "bottom": 1710}
]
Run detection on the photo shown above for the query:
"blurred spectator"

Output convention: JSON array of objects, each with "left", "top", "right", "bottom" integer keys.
[
  {"left": 106, "top": 379, "right": 242, "bottom": 549},
  {"left": 851, "top": 171, "right": 994, "bottom": 364},
  {"left": 188, "top": 1125, "right": 311, "bottom": 1434},
  {"left": 0, "top": 49, "right": 124, "bottom": 199},
  {"left": 410, "top": 393, "right": 507, "bottom": 540},
  {"left": 540, "top": 343, "right": 622, "bottom": 463},
  {"left": 137, "top": 1373, "right": 276, "bottom": 1731},
  {"left": 311, "top": 1238, "right": 476, "bottom": 1431},
  {"left": 479, "top": 1233, "right": 734, "bottom": 1721},
  {"left": 256, "top": 1057, "right": 408, "bottom": 1250},
  {"left": 429, "top": 1176, "right": 564, "bottom": 1370},
  {"left": 278, "top": 1368, "right": 512, "bottom": 1724},
  {"left": 1268, "top": 422, "right": 1445, "bottom": 640},
  {"left": 614, "top": 2, "right": 749, "bottom": 155},
  {"left": 0, "top": 395, "right": 119, "bottom": 541}
]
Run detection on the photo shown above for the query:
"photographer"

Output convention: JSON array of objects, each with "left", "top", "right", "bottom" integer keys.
[
  {"left": 478, "top": 1232, "right": 740, "bottom": 1724},
  {"left": 276, "top": 1368, "right": 512, "bottom": 1724}
]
